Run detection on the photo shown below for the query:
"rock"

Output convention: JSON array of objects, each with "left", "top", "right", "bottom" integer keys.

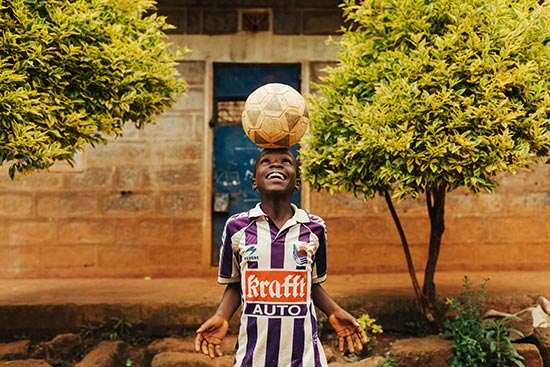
[
  {"left": 514, "top": 343, "right": 543, "bottom": 367},
  {"left": 324, "top": 345, "right": 336, "bottom": 363},
  {"left": 213, "top": 355, "right": 234, "bottom": 367},
  {"left": 508, "top": 308, "right": 535, "bottom": 340},
  {"left": 527, "top": 305, "right": 550, "bottom": 329},
  {"left": 42, "top": 332, "right": 83, "bottom": 364},
  {"left": 126, "top": 345, "right": 147, "bottom": 367},
  {"left": 145, "top": 338, "right": 192, "bottom": 365},
  {"left": 0, "top": 359, "right": 52, "bottom": 367},
  {"left": 485, "top": 304, "right": 550, "bottom": 340},
  {"left": 147, "top": 337, "right": 192, "bottom": 352},
  {"left": 75, "top": 340, "right": 127, "bottom": 367},
  {"left": 531, "top": 327, "right": 550, "bottom": 367},
  {"left": 389, "top": 334, "right": 453, "bottom": 367},
  {"left": 151, "top": 351, "right": 216, "bottom": 367},
  {"left": 387, "top": 335, "right": 543, "bottom": 367},
  {"left": 45, "top": 333, "right": 83, "bottom": 356},
  {"left": 537, "top": 296, "right": 550, "bottom": 315},
  {"left": 328, "top": 356, "right": 384, "bottom": 367},
  {"left": 0, "top": 339, "right": 31, "bottom": 360}
]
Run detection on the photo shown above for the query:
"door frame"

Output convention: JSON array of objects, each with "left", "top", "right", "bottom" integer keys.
[{"left": 201, "top": 61, "right": 312, "bottom": 268}]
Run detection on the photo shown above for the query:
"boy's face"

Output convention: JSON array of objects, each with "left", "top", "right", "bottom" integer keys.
[{"left": 252, "top": 149, "right": 300, "bottom": 195}]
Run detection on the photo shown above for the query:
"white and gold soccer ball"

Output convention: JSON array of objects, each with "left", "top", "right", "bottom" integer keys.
[{"left": 241, "top": 83, "right": 309, "bottom": 149}]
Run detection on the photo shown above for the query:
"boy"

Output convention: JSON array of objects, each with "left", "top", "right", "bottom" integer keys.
[{"left": 195, "top": 148, "right": 367, "bottom": 366}]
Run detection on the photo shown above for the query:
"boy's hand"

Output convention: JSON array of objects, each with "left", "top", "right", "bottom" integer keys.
[
  {"left": 328, "top": 309, "right": 368, "bottom": 353},
  {"left": 194, "top": 314, "right": 229, "bottom": 358}
]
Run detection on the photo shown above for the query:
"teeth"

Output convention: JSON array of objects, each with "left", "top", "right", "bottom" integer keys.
[{"left": 268, "top": 172, "right": 285, "bottom": 180}]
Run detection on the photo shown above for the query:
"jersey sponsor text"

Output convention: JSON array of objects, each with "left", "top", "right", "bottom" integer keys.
[{"left": 245, "top": 270, "right": 308, "bottom": 303}]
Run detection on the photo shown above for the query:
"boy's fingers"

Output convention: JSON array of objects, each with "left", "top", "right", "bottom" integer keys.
[
  {"left": 338, "top": 337, "right": 344, "bottom": 352},
  {"left": 215, "top": 344, "right": 223, "bottom": 357},
  {"left": 201, "top": 340, "right": 210, "bottom": 356},
  {"left": 353, "top": 334, "right": 363, "bottom": 351},
  {"left": 208, "top": 343, "right": 216, "bottom": 359},
  {"left": 346, "top": 336, "right": 355, "bottom": 353},
  {"left": 194, "top": 334, "right": 203, "bottom": 352},
  {"left": 358, "top": 328, "right": 368, "bottom": 344}
]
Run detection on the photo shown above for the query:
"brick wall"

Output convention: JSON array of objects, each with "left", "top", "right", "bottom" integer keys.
[
  {"left": 0, "top": 0, "right": 548, "bottom": 278},
  {"left": 0, "top": 60, "right": 209, "bottom": 278},
  {"left": 310, "top": 165, "right": 550, "bottom": 275}
]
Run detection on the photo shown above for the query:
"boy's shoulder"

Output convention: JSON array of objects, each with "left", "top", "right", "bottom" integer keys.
[
  {"left": 298, "top": 209, "right": 326, "bottom": 231},
  {"left": 307, "top": 212, "right": 325, "bottom": 225},
  {"left": 225, "top": 211, "right": 252, "bottom": 232},
  {"left": 227, "top": 210, "right": 250, "bottom": 222}
]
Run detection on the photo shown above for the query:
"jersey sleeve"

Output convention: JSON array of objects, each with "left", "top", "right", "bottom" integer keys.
[
  {"left": 311, "top": 216, "right": 327, "bottom": 284},
  {"left": 217, "top": 218, "right": 241, "bottom": 284}
]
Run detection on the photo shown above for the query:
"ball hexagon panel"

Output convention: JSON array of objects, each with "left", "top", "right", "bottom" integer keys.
[{"left": 241, "top": 83, "right": 309, "bottom": 149}]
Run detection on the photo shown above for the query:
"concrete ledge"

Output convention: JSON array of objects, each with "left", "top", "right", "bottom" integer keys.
[{"left": 0, "top": 272, "right": 547, "bottom": 338}]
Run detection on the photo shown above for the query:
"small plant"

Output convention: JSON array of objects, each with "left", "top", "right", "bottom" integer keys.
[
  {"left": 484, "top": 315, "right": 525, "bottom": 367},
  {"left": 444, "top": 276, "right": 490, "bottom": 366},
  {"left": 444, "top": 276, "right": 524, "bottom": 367},
  {"left": 404, "top": 320, "right": 430, "bottom": 336},
  {"left": 79, "top": 323, "right": 102, "bottom": 349},
  {"left": 81, "top": 318, "right": 144, "bottom": 345},
  {"left": 357, "top": 313, "right": 384, "bottom": 351},
  {"left": 317, "top": 315, "right": 328, "bottom": 339},
  {"left": 376, "top": 355, "right": 399, "bottom": 367},
  {"left": 103, "top": 317, "right": 133, "bottom": 341}
]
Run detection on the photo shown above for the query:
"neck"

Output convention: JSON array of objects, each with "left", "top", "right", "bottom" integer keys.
[{"left": 259, "top": 197, "right": 294, "bottom": 229}]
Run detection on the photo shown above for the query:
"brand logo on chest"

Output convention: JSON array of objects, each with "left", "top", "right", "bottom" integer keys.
[{"left": 245, "top": 270, "right": 308, "bottom": 303}]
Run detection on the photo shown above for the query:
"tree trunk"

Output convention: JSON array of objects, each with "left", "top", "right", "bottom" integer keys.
[
  {"left": 384, "top": 190, "right": 432, "bottom": 320},
  {"left": 423, "top": 183, "right": 447, "bottom": 305}
]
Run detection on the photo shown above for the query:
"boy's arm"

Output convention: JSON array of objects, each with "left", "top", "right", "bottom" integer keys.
[
  {"left": 312, "top": 283, "right": 368, "bottom": 353},
  {"left": 195, "top": 282, "right": 241, "bottom": 358}
]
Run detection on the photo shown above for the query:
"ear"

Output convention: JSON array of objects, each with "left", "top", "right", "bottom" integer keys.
[
  {"left": 294, "top": 177, "right": 301, "bottom": 191},
  {"left": 252, "top": 178, "right": 258, "bottom": 191}
]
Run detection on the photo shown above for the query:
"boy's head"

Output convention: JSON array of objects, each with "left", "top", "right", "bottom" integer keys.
[{"left": 252, "top": 148, "right": 300, "bottom": 195}]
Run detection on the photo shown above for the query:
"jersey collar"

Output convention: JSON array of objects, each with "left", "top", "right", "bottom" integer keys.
[{"left": 249, "top": 203, "right": 311, "bottom": 224}]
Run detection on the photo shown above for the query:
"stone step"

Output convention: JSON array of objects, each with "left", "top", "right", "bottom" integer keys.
[{"left": 0, "top": 333, "right": 547, "bottom": 367}]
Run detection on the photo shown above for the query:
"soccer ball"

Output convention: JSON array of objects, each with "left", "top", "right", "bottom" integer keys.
[{"left": 241, "top": 83, "right": 309, "bottom": 149}]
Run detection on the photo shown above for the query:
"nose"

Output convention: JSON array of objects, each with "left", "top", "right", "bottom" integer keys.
[{"left": 269, "top": 160, "right": 284, "bottom": 168}]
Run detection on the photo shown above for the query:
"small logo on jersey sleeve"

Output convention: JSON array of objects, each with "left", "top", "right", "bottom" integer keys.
[{"left": 243, "top": 245, "right": 259, "bottom": 261}]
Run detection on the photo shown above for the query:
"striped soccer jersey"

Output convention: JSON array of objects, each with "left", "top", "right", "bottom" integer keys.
[{"left": 218, "top": 203, "right": 328, "bottom": 367}]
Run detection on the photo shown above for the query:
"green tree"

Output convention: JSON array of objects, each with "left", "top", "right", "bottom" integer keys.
[
  {"left": 1, "top": 0, "right": 187, "bottom": 177},
  {"left": 301, "top": 0, "right": 550, "bottom": 319}
]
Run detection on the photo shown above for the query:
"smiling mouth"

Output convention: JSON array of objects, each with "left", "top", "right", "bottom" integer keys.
[{"left": 266, "top": 172, "right": 286, "bottom": 181}]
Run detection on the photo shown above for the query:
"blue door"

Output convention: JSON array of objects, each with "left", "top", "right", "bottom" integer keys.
[{"left": 211, "top": 63, "right": 302, "bottom": 265}]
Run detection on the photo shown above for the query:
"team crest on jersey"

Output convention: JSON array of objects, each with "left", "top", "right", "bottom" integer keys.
[{"left": 293, "top": 244, "right": 308, "bottom": 266}]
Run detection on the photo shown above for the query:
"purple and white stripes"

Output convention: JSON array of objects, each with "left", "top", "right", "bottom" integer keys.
[{"left": 217, "top": 203, "right": 329, "bottom": 367}]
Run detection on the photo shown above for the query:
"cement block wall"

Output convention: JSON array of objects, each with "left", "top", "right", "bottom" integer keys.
[
  {"left": 0, "top": 60, "right": 208, "bottom": 278},
  {"left": 0, "top": 0, "right": 548, "bottom": 278},
  {"left": 310, "top": 166, "right": 550, "bottom": 275}
]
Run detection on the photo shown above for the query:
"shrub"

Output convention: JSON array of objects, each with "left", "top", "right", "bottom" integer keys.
[
  {"left": 357, "top": 313, "right": 384, "bottom": 351},
  {"left": 444, "top": 276, "right": 524, "bottom": 367},
  {"left": 1, "top": 0, "right": 187, "bottom": 177}
]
